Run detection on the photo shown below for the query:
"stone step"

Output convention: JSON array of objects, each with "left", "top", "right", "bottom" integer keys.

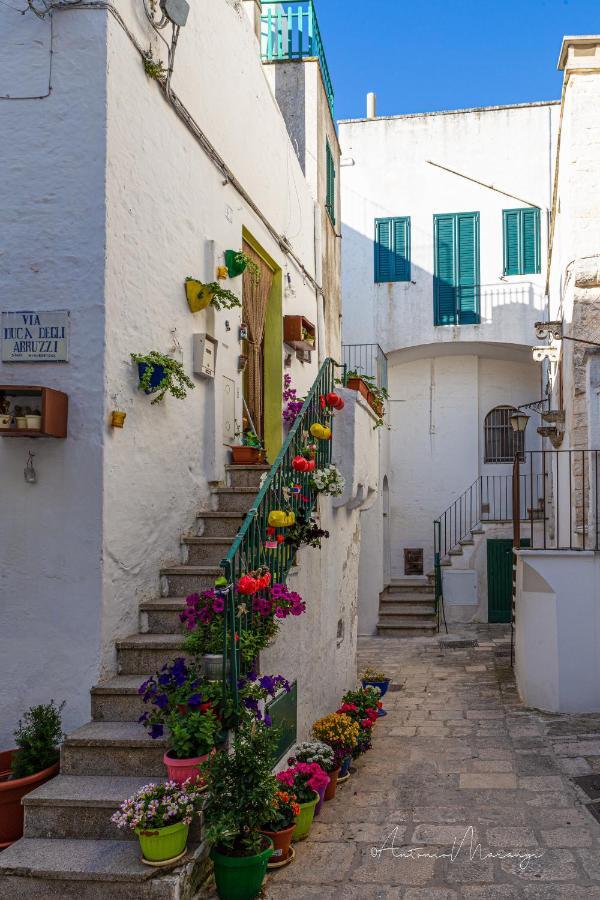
[
  {"left": 91, "top": 675, "right": 148, "bottom": 722},
  {"left": 116, "top": 633, "right": 186, "bottom": 675},
  {"left": 160, "top": 565, "right": 222, "bottom": 597},
  {"left": 212, "top": 487, "right": 257, "bottom": 514},
  {"left": 377, "top": 622, "right": 438, "bottom": 637},
  {"left": 225, "top": 464, "right": 270, "bottom": 489},
  {"left": 140, "top": 598, "right": 186, "bottom": 635},
  {"left": 378, "top": 604, "right": 436, "bottom": 617},
  {"left": 195, "top": 510, "right": 245, "bottom": 538},
  {"left": 61, "top": 722, "right": 168, "bottom": 777},
  {"left": 459, "top": 538, "right": 474, "bottom": 546},
  {"left": 385, "top": 581, "right": 433, "bottom": 595},
  {"left": 182, "top": 536, "right": 233, "bottom": 566},
  {"left": 448, "top": 547, "right": 463, "bottom": 556},
  {"left": 23, "top": 775, "right": 204, "bottom": 843},
  {"left": 0, "top": 838, "right": 200, "bottom": 898},
  {"left": 378, "top": 612, "right": 436, "bottom": 626},
  {"left": 380, "top": 591, "right": 435, "bottom": 606}
]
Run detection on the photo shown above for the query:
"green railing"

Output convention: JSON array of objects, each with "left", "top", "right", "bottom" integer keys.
[
  {"left": 220, "top": 358, "right": 344, "bottom": 709},
  {"left": 260, "top": 1, "right": 335, "bottom": 116}
]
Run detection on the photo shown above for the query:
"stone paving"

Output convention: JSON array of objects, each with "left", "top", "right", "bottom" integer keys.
[{"left": 263, "top": 625, "right": 600, "bottom": 900}]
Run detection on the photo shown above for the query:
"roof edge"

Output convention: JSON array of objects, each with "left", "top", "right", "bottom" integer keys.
[{"left": 338, "top": 99, "right": 560, "bottom": 126}]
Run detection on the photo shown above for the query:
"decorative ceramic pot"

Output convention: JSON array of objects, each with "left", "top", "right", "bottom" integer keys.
[
  {"left": 0, "top": 750, "right": 59, "bottom": 848},
  {"left": 136, "top": 820, "right": 188, "bottom": 865}
]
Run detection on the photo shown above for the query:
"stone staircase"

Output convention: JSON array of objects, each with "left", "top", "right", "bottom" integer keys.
[
  {"left": 376, "top": 577, "right": 437, "bottom": 637},
  {"left": 0, "top": 465, "right": 268, "bottom": 899}
]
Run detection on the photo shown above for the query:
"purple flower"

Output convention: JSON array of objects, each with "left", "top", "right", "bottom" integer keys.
[
  {"left": 212, "top": 596, "right": 225, "bottom": 614},
  {"left": 154, "top": 693, "right": 169, "bottom": 709},
  {"left": 188, "top": 694, "right": 203, "bottom": 708},
  {"left": 149, "top": 723, "right": 164, "bottom": 739}
]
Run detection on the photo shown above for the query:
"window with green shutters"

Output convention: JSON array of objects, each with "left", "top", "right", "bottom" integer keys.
[
  {"left": 374, "top": 217, "right": 411, "bottom": 282},
  {"left": 434, "top": 212, "right": 480, "bottom": 325},
  {"left": 503, "top": 208, "right": 541, "bottom": 275},
  {"left": 325, "top": 140, "right": 336, "bottom": 226}
]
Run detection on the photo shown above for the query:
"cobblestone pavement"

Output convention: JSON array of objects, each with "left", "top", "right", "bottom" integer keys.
[{"left": 264, "top": 625, "right": 600, "bottom": 900}]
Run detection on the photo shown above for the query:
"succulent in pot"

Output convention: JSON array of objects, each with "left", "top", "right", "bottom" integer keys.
[{"left": 0, "top": 701, "right": 63, "bottom": 848}]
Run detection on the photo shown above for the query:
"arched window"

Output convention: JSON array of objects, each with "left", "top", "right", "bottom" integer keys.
[{"left": 484, "top": 406, "right": 524, "bottom": 463}]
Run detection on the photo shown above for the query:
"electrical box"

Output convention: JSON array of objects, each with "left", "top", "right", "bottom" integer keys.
[{"left": 193, "top": 334, "right": 218, "bottom": 378}]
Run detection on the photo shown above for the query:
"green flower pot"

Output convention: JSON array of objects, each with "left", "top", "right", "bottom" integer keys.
[
  {"left": 136, "top": 821, "right": 189, "bottom": 864},
  {"left": 211, "top": 838, "right": 273, "bottom": 900},
  {"left": 292, "top": 792, "right": 319, "bottom": 841}
]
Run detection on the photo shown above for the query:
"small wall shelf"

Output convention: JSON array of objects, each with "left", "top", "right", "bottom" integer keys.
[
  {"left": 0, "top": 386, "right": 68, "bottom": 438},
  {"left": 283, "top": 315, "right": 316, "bottom": 352}
]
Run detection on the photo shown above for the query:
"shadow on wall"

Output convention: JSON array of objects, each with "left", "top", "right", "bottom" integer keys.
[{"left": 341, "top": 222, "right": 545, "bottom": 350}]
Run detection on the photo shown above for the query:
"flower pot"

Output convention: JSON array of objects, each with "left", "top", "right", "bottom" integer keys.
[
  {"left": 367, "top": 393, "right": 384, "bottom": 416},
  {"left": 136, "top": 820, "right": 189, "bottom": 865},
  {"left": 314, "top": 776, "right": 329, "bottom": 816},
  {"left": 137, "top": 362, "right": 168, "bottom": 395},
  {"left": 346, "top": 376, "right": 370, "bottom": 402},
  {"left": 338, "top": 755, "right": 352, "bottom": 781},
  {"left": 185, "top": 279, "right": 214, "bottom": 313},
  {"left": 25, "top": 415, "right": 42, "bottom": 430},
  {"left": 260, "top": 823, "right": 295, "bottom": 865},
  {"left": 111, "top": 410, "right": 126, "bottom": 428},
  {"left": 224, "top": 250, "right": 247, "bottom": 279},
  {"left": 0, "top": 415, "right": 11, "bottom": 429},
  {"left": 163, "top": 749, "right": 212, "bottom": 787},
  {"left": 16, "top": 417, "right": 27, "bottom": 429},
  {"left": 229, "top": 445, "right": 263, "bottom": 465},
  {"left": 323, "top": 767, "right": 340, "bottom": 801},
  {"left": 292, "top": 792, "right": 319, "bottom": 841},
  {"left": 362, "top": 678, "right": 390, "bottom": 699},
  {"left": 202, "top": 653, "right": 231, "bottom": 680},
  {"left": 211, "top": 837, "right": 273, "bottom": 900},
  {"left": 0, "top": 750, "right": 59, "bottom": 848}
]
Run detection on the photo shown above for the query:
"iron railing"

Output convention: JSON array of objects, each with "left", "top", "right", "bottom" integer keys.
[
  {"left": 513, "top": 449, "right": 600, "bottom": 551},
  {"left": 260, "top": 1, "right": 335, "bottom": 116},
  {"left": 342, "top": 343, "right": 388, "bottom": 391},
  {"left": 219, "top": 358, "right": 344, "bottom": 710}
]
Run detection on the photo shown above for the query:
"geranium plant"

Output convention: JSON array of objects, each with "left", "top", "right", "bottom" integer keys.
[
  {"left": 338, "top": 686, "right": 381, "bottom": 757},
  {"left": 111, "top": 781, "right": 203, "bottom": 832},
  {"left": 311, "top": 712, "right": 359, "bottom": 767},
  {"left": 288, "top": 740, "right": 336, "bottom": 773},
  {"left": 261, "top": 790, "right": 300, "bottom": 833},
  {"left": 311, "top": 464, "right": 345, "bottom": 497},
  {"left": 276, "top": 762, "right": 329, "bottom": 804}
]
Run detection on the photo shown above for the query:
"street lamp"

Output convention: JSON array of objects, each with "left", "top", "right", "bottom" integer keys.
[
  {"left": 510, "top": 410, "right": 529, "bottom": 667},
  {"left": 510, "top": 411, "right": 530, "bottom": 435}
]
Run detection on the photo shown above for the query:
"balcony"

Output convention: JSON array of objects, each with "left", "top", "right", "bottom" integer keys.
[{"left": 260, "top": 1, "right": 334, "bottom": 116}]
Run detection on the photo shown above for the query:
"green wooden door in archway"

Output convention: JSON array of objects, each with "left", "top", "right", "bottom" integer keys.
[{"left": 487, "top": 538, "right": 529, "bottom": 623}]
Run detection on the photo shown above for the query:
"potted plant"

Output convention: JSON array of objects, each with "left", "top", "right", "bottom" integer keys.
[
  {"left": 311, "top": 712, "right": 359, "bottom": 786},
  {"left": 284, "top": 509, "right": 329, "bottom": 551},
  {"left": 361, "top": 667, "right": 391, "bottom": 716},
  {"left": 338, "top": 686, "right": 381, "bottom": 758},
  {"left": 343, "top": 371, "right": 389, "bottom": 428},
  {"left": 0, "top": 397, "right": 11, "bottom": 429},
  {"left": 230, "top": 427, "right": 265, "bottom": 465},
  {"left": 180, "top": 590, "right": 240, "bottom": 679},
  {"left": 111, "top": 781, "right": 203, "bottom": 866},
  {"left": 225, "top": 250, "right": 261, "bottom": 283},
  {"left": 25, "top": 407, "right": 42, "bottom": 430},
  {"left": 131, "top": 351, "right": 195, "bottom": 404},
  {"left": 311, "top": 464, "right": 346, "bottom": 497},
  {"left": 185, "top": 277, "right": 242, "bottom": 313},
  {"left": 275, "top": 762, "right": 328, "bottom": 841},
  {"left": 202, "top": 720, "right": 278, "bottom": 900},
  {"left": 288, "top": 740, "right": 337, "bottom": 808},
  {"left": 13, "top": 405, "right": 27, "bottom": 429},
  {"left": 162, "top": 707, "right": 219, "bottom": 786},
  {"left": 260, "top": 790, "right": 300, "bottom": 868},
  {"left": 0, "top": 701, "right": 63, "bottom": 848}
]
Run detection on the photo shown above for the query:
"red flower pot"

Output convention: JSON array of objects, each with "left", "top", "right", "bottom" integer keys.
[
  {"left": 292, "top": 456, "right": 310, "bottom": 472},
  {"left": 323, "top": 767, "right": 340, "bottom": 801},
  {"left": 163, "top": 749, "right": 213, "bottom": 787},
  {"left": 0, "top": 750, "right": 59, "bottom": 848},
  {"left": 260, "top": 823, "right": 295, "bottom": 864}
]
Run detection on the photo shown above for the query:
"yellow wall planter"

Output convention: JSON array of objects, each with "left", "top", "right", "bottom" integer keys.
[
  {"left": 185, "top": 279, "right": 214, "bottom": 313},
  {"left": 268, "top": 510, "right": 296, "bottom": 528},
  {"left": 310, "top": 423, "right": 332, "bottom": 441}
]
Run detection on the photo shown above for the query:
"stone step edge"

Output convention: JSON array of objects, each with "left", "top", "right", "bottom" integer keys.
[{"left": 22, "top": 775, "right": 158, "bottom": 809}]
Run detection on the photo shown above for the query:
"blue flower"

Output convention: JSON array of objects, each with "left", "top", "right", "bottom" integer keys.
[
  {"left": 264, "top": 713, "right": 272, "bottom": 727},
  {"left": 188, "top": 694, "right": 203, "bottom": 708},
  {"left": 154, "top": 693, "right": 169, "bottom": 709},
  {"left": 149, "top": 723, "right": 164, "bottom": 739}
]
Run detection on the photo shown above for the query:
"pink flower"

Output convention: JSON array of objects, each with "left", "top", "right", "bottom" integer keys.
[
  {"left": 276, "top": 770, "right": 295, "bottom": 787},
  {"left": 212, "top": 596, "right": 225, "bottom": 614}
]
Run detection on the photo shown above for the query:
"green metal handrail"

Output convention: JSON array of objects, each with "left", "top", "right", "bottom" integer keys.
[
  {"left": 260, "top": 1, "right": 335, "bottom": 116},
  {"left": 219, "top": 358, "right": 344, "bottom": 708}
]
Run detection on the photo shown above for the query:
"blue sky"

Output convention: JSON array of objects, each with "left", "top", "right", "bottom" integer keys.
[{"left": 315, "top": 0, "right": 599, "bottom": 121}]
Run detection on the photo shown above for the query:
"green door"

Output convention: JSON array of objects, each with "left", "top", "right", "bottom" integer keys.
[{"left": 487, "top": 538, "right": 529, "bottom": 623}]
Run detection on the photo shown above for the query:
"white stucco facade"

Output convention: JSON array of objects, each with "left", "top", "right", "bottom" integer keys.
[
  {"left": 0, "top": 2, "right": 348, "bottom": 743},
  {"left": 340, "top": 100, "right": 557, "bottom": 624}
]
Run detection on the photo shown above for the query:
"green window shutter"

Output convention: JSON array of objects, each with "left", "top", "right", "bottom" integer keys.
[
  {"left": 434, "top": 215, "right": 457, "bottom": 324},
  {"left": 456, "top": 212, "right": 479, "bottom": 324},
  {"left": 374, "top": 217, "right": 411, "bottom": 283},
  {"left": 326, "top": 141, "right": 335, "bottom": 226},
  {"left": 503, "top": 208, "right": 540, "bottom": 275}
]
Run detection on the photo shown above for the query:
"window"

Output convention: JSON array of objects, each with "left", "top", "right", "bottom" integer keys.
[
  {"left": 503, "top": 208, "right": 541, "bottom": 275},
  {"left": 484, "top": 406, "right": 524, "bottom": 463},
  {"left": 374, "top": 217, "right": 411, "bottom": 282},
  {"left": 325, "top": 140, "right": 336, "bottom": 226},
  {"left": 434, "top": 212, "right": 480, "bottom": 325}
]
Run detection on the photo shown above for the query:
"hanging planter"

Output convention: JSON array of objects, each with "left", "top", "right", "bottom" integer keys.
[
  {"left": 309, "top": 423, "right": 332, "bottom": 441},
  {"left": 131, "top": 352, "right": 194, "bottom": 404},
  {"left": 267, "top": 510, "right": 295, "bottom": 528},
  {"left": 225, "top": 250, "right": 261, "bottom": 283},
  {"left": 185, "top": 278, "right": 214, "bottom": 313},
  {"left": 325, "top": 392, "right": 345, "bottom": 411}
]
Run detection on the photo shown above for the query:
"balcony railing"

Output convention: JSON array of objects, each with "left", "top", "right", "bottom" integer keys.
[
  {"left": 342, "top": 343, "right": 388, "bottom": 391},
  {"left": 260, "top": 1, "right": 334, "bottom": 116}
]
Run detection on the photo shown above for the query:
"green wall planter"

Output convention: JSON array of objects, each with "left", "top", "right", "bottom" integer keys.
[{"left": 225, "top": 250, "right": 247, "bottom": 279}]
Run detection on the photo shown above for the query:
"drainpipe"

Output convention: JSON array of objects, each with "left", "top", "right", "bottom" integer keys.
[{"left": 314, "top": 201, "right": 326, "bottom": 364}]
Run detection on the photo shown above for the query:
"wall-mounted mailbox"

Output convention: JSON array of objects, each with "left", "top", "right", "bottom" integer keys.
[
  {"left": 0, "top": 385, "right": 68, "bottom": 438},
  {"left": 193, "top": 333, "right": 218, "bottom": 378}
]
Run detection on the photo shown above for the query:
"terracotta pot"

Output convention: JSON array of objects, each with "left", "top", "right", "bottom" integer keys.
[
  {"left": 323, "top": 767, "right": 340, "bottom": 801},
  {"left": 367, "top": 392, "right": 383, "bottom": 416},
  {"left": 163, "top": 749, "right": 213, "bottom": 787},
  {"left": 0, "top": 750, "right": 59, "bottom": 848},
  {"left": 230, "top": 445, "right": 263, "bottom": 465},
  {"left": 346, "top": 377, "right": 370, "bottom": 401},
  {"left": 260, "top": 823, "right": 295, "bottom": 864}
]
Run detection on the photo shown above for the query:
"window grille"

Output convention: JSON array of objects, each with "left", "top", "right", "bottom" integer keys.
[{"left": 484, "top": 406, "right": 524, "bottom": 463}]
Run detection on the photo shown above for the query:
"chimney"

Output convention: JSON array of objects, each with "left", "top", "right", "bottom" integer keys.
[{"left": 366, "top": 92, "right": 377, "bottom": 119}]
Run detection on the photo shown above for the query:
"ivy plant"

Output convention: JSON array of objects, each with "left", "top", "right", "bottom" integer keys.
[
  {"left": 234, "top": 251, "right": 261, "bottom": 284},
  {"left": 131, "top": 351, "right": 195, "bottom": 404},
  {"left": 186, "top": 279, "right": 242, "bottom": 311}
]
